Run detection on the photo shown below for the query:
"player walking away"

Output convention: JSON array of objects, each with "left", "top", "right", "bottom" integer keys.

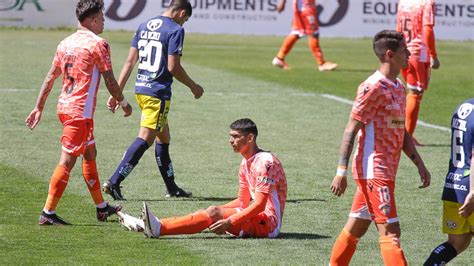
[
  {"left": 397, "top": 0, "right": 440, "bottom": 146},
  {"left": 328, "top": 30, "right": 431, "bottom": 265},
  {"left": 424, "top": 98, "right": 474, "bottom": 265},
  {"left": 271, "top": 0, "right": 337, "bottom": 71},
  {"left": 25, "top": 0, "right": 132, "bottom": 225},
  {"left": 103, "top": 0, "right": 204, "bottom": 201},
  {"left": 116, "top": 119, "right": 288, "bottom": 239}
]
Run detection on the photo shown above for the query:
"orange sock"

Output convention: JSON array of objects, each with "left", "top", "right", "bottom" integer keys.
[
  {"left": 277, "top": 34, "right": 299, "bottom": 59},
  {"left": 82, "top": 159, "right": 104, "bottom": 205},
  {"left": 379, "top": 236, "right": 407, "bottom": 266},
  {"left": 160, "top": 211, "right": 213, "bottom": 235},
  {"left": 329, "top": 228, "right": 359, "bottom": 266},
  {"left": 405, "top": 93, "right": 422, "bottom": 135},
  {"left": 309, "top": 37, "right": 325, "bottom": 66},
  {"left": 44, "top": 165, "right": 70, "bottom": 211}
]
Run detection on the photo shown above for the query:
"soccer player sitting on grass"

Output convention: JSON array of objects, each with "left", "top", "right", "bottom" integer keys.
[
  {"left": 117, "top": 118, "right": 288, "bottom": 238},
  {"left": 25, "top": 0, "right": 132, "bottom": 225}
]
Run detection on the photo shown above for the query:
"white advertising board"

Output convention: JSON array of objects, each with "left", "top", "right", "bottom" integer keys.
[{"left": 0, "top": 0, "right": 472, "bottom": 40}]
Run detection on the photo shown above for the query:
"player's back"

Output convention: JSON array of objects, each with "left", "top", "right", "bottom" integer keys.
[
  {"left": 396, "top": 0, "right": 434, "bottom": 62},
  {"left": 443, "top": 98, "right": 474, "bottom": 203},
  {"left": 132, "top": 16, "right": 185, "bottom": 100},
  {"left": 55, "top": 30, "right": 111, "bottom": 119}
]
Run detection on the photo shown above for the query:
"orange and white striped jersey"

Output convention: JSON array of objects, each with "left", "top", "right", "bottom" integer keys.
[
  {"left": 53, "top": 30, "right": 112, "bottom": 119},
  {"left": 239, "top": 151, "right": 287, "bottom": 237},
  {"left": 293, "top": 0, "right": 316, "bottom": 12},
  {"left": 396, "top": 0, "right": 435, "bottom": 62},
  {"left": 351, "top": 71, "right": 407, "bottom": 181}
]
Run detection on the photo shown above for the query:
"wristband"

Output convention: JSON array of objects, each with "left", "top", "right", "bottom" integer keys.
[
  {"left": 336, "top": 166, "right": 348, "bottom": 177},
  {"left": 119, "top": 99, "right": 128, "bottom": 107}
]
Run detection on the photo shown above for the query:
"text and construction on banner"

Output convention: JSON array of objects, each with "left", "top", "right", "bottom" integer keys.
[{"left": 0, "top": 0, "right": 472, "bottom": 40}]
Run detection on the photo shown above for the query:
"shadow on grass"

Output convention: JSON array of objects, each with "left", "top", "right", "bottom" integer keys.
[
  {"left": 417, "top": 143, "right": 449, "bottom": 147},
  {"left": 128, "top": 197, "right": 326, "bottom": 203},
  {"left": 158, "top": 231, "right": 331, "bottom": 240}
]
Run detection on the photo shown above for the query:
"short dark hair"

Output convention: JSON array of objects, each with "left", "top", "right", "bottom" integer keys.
[
  {"left": 230, "top": 118, "right": 258, "bottom": 137},
  {"left": 169, "top": 0, "right": 192, "bottom": 17},
  {"left": 373, "top": 30, "right": 405, "bottom": 60},
  {"left": 76, "top": 0, "right": 104, "bottom": 22}
]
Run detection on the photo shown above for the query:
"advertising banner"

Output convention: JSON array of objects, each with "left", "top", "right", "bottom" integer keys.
[{"left": 0, "top": 0, "right": 472, "bottom": 40}]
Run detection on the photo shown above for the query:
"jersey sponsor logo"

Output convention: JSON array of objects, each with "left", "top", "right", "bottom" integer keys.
[
  {"left": 446, "top": 172, "right": 464, "bottom": 182},
  {"left": 137, "top": 74, "right": 150, "bottom": 81},
  {"left": 446, "top": 220, "right": 458, "bottom": 229},
  {"left": 140, "top": 30, "right": 161, "bottom": 41},
  {"left": 257, "top": 176, "right": 276, "bottom": 185},
  {"left": 385, "top": 103, "right": 401, "bottom": 110},
  {"left": 146, "top": 19, "right": 163, "bottom": 31},
  {"left": 457, "top": 103, "right": 473, "bottom": 119},
  {"left": 452, "top": 118, "right": 467, "bottom": 131},
  {"left": 444, "top": 183, "right": 468, "bottom": 191},
  {"left": 388, "top": 116, "right": 405, "bottom": 128}
]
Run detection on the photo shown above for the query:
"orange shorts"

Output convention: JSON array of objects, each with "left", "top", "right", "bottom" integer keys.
[
  {"left": 350, "top": 179, "right": 399, "bottom": 224},
  {"left": 401, "top": 60, "right": 430, "bottom": 92},
  {"left": 223, "top": 208, "right": 275, "bottom": 238},
  {"left": 291, "top": 8, "right": 319, "bottom": 37},
  {"left": 58, "top": 114, "right": 94, "bottom": 156}
]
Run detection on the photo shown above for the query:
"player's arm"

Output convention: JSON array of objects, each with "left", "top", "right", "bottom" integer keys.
[
  {"left": 209, "top": 192, "right": 268, "bottom": 234},
  {"left": 102, "top": 69, "right": 132, "bottom": 117},
  {"left": 107, "top": 47, "right": 138, "bottom": 112},
  {"left": 330, "top": 117, "right": 364, "bottom": 197},
  {"left": 219, "top": 185, "right": 251, "bottom": 209},
  {"left": 402, "top": 130, "right": 431, "bottom": 188},
  {"left": 168, "top": 54, "right": 204, "bottom": 99},
  {"left": 424, "top": 25, "right": 440, "bottom": 69},
  {"left": 276, "top": 0, "right": 286, "bottom": 13},
  {"left": 459, "top": 146, "right": 474, "bottom": 218},
  {"left": 25, "top": 64, "right": 61, "bottom": 130}
]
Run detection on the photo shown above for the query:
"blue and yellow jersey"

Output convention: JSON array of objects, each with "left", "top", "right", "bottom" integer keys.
[
  {"left": 442, "top": 98, "right": 474, "bottom": 204},
  {"left": 131, "top": 16, "right": 185, "bottom": 100}
]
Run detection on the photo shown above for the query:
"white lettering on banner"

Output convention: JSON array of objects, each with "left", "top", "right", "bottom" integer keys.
[{"left": 0, "top": 0, "right": 472, "bottom": 40}]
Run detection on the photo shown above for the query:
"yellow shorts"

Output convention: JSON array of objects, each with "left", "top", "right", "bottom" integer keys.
[
  {"left": 442, "top": 201, "right": 474, "bottom": 235},
  {"left": 135, "top": 94, "right": 170, "bottom": 132}
]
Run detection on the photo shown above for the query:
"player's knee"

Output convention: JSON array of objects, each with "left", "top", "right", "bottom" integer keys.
[
  {"left": 206, "top": 206, "right": 223, "bottom": 221},
  {"left": 311, "top": 32, "right": 319, "bottom": 39}
]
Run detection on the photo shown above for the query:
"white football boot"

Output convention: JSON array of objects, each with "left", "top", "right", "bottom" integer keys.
[
  {"left": 142, "top": 202, "right": 161, "bottom": 238},
  {"left": 117, "top": 211, "right": 144, "bottom": 232}
]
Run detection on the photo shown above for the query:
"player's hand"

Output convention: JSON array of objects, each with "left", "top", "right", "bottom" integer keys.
[
  {"left": 276, "top": 2, "right": 285, "bottom": 13},
  {"left": 459, "top": 192, "right": 474, "bottom": 218},
  {"left": 330, "top": 175, "right": 347, "bottom": 197},
  {"left": 431, "top": 57, "right": 440, "bottom": 69},
  {"left": 121, "top": 102, "right": 132, "bottom": 117},
  {"left": 209, "top": 218, "right": 231, "bottom": 235},
  {"left": 417, "top": 165, "right": 431, "bottom": 188},
  {"left": 107, "top": 96, "right": 119, "bottom": 113},
  {"left": 25, "top": 108, "right": 42, "bottom": 130},
  {"left": 191, "top": 84, "right": 204, "bottom": 99}
]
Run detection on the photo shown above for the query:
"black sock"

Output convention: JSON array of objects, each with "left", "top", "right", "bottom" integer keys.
[
  {"left": 155, "top": 142, "right": 178, "bottom": 192},
  {"left": 424, "top": 242, "right": 458, "bottom": 266},
  {"left": 109, "top": 138, "right": 150, "bottom": 184}
]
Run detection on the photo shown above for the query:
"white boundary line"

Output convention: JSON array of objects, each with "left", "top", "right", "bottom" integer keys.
[
  {"left": 1, "top": 88, "right": 450, "bottom": 133},
  {"left": 321, "top": 93, "right": 451, "bottom": 133}
]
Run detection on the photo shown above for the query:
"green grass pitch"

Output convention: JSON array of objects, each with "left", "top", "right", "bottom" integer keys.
[{"left": 0, "top": 28, "right": 472, "bottom": 264}]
